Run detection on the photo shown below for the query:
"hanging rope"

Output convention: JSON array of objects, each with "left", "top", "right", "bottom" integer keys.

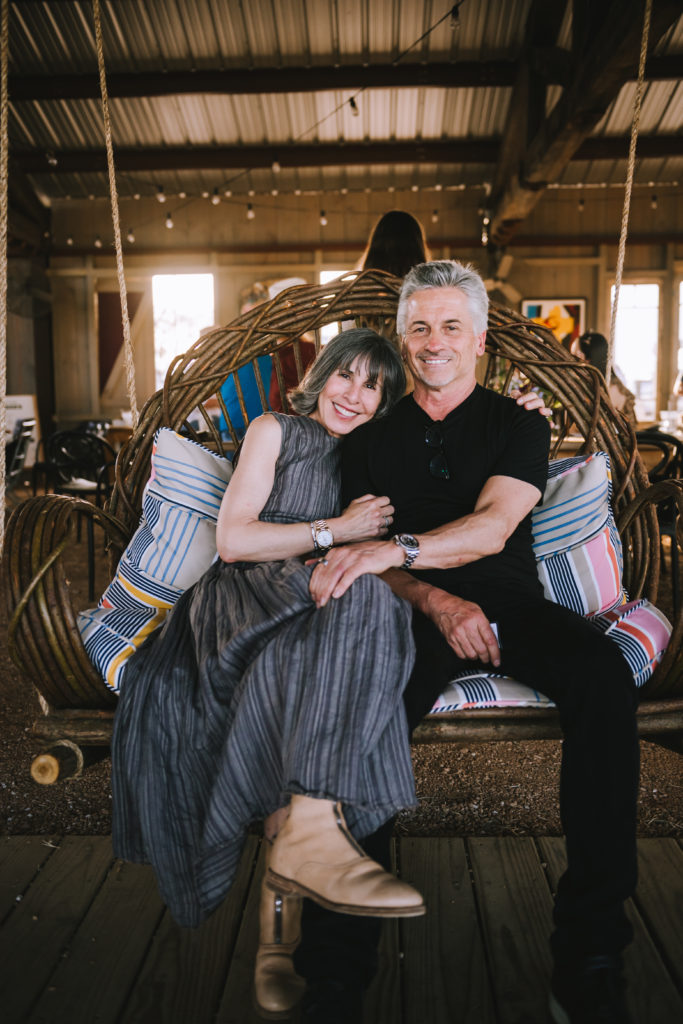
[
  {"left": 92, "top": 0, "right": 139, "bottom": 427},
  {"left": 0, "top": 0, "right": 10, "bottom": 555},
  {"left": 607, "top": 0, "right": 652, "bottom": 385}
]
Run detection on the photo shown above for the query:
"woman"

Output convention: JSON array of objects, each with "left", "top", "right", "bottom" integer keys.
[
  {"left": 360, "top": 209, "right": 430, "bottom": 278},
  {"left": 111, "top": 328, "right": 424, "bottom": 1015}
]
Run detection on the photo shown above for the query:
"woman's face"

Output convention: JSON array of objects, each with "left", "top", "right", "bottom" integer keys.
[{"left": 311, "top": 355, "right": 383, "bottom": 437}]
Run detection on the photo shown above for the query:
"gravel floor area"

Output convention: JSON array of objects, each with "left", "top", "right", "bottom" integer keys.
[{"left": 1, "top": 521, "right": 682, "bottom": 838}]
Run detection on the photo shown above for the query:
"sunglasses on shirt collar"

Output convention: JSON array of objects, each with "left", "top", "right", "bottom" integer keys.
[{"left": 424, "top": 425, "right": 450, "bottom": 480}]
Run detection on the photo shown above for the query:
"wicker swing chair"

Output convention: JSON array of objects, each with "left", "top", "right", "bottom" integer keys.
[{"left": 3, "top": 270, "right": 683, "bottom": 784}]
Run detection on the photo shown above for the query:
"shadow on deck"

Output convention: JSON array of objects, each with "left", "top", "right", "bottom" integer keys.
[{"left": 1, "top": 835, "right": 682, "bottom": 1023}]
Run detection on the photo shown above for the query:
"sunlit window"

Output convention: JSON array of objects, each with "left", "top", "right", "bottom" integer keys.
[
  {"left": 319, "top": 269, "right": 351, "bottom": 345},
  {"left": 152, "top": 274, "right": 214, "bottom": 391},
  {"left": 611, "top": 283, "right": 659, "bottom": 421}
]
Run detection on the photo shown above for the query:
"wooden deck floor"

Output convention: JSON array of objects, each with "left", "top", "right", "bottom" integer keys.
[{"left": 1, "top": 835, "right": 682, "bottom": 1023}]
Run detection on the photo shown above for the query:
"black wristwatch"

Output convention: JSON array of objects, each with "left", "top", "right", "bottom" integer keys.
[{"left": 393, "top": 533, "right": 420, "bottom": 569}]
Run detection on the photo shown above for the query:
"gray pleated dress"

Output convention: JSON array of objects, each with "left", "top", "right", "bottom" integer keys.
[{"left": 111, "top": 413, "right": 417, "bottom": 927}]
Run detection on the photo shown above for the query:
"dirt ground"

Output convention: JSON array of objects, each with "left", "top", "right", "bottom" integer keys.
[{"left": 1, "top": 524, "right": 682, "bottom": 838}]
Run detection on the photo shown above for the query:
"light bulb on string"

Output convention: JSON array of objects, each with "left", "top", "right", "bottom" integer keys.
[
  {"left": 651, "top": 194, "right": 658, "bottom": 210},
  {"left": 126, "top": 228, "right": 135, "bottom": 243},
  {"left": 349, "top": 97, "right": 360, "bottom": 117},
  {"left": 178, "top": 191, "right": 186, "bottom": 199},
  {"left": 246, "top": 203, "right": 255, "bottom": 220},
  {"left": 156, "top": 185, "right": 166, "bottom": 203},
  {"left": 211, "top": 189, "right": 221, "bottom": 205},
  {"left": 66, "top": 235, "right": 74, "bottom": 246},
  {"left": 133, "top": 193, "right": 141, "bottom": 200},
  {"left": 248, "top": 188, "right": 255, "bottom": 197},
  {"left": 578, "top": 197, "right": 585, "bottom": 213},
  {"left": 450, "top": 3, "right": 461, "bottom": 31},
  {"left": 319, "top": 210, "right": 328, "bottom": 226},
  {"left": 271, "top": 188, "right": 279, "bottom": 196},
  {"left": 272, "top": 158, "right": 281, "bottom": 173},
  {"left": 201, "top": 190, "right": 210, "bottom": 199},
  {"left": 165, "top": 212, "right": 174, "bottom": 229},
  {"left": 431, "top": 209, "right": 439, "bottom": 223},
  {"left": 94, "top": 235, "right": 103, "bottom": 249},
  {"left": 434, "top": 183, "right": 443, "bottom": 192},
  {"left": 224, "top": 189, "right": 232, "bottom": 198},
  {"left": 411, "top": 184, "right": 419, "bottom": 192}
]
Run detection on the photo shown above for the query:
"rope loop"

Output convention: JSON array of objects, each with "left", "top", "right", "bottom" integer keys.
[
  {"left": 91, "top": 0, "right": 139, "bottom": 426},
  {"left": 607, "top": 0, "right": 653, "bottom": 384}
]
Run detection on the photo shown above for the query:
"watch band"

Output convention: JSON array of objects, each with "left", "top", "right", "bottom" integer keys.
[{"left": 393, "top": 533, "right": 420, "bottom": 569}]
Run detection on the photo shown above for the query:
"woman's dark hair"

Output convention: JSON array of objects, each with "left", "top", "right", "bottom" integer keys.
[
  {"left": 288, "top": 328, "right": 406, "bottom": 420},
  {"left": 361, "top": 210, "right": 430, "bottom": 278},
  {"left": 578, "top": 332, "right": 609, "bottom": 378}
]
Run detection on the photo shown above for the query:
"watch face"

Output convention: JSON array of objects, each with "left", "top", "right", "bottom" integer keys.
[
  {"left": 317, "top": 528, "right": 334, "bottom": 548},
  {"left": 398, "top": 534, "right": 419, "bottom": 549}
]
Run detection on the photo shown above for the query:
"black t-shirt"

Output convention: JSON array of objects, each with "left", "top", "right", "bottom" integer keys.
[{"left": 341, "top": 385, "right": 550, "bottom": 597}]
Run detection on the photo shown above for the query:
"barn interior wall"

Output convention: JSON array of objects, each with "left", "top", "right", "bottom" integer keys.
[{"left": 40, "top": 187, "right": 683, "bottom": 428}]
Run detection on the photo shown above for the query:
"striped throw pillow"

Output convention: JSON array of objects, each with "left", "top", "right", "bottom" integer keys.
[
  {"left": 78, "top": 429, "right": 232, "bottom": 693},
  {"left": 532, "top": 452, "right": 624, "bottom": 616},
  {"left": 429, "top": 599, "right": 671, "bottom": 712}
]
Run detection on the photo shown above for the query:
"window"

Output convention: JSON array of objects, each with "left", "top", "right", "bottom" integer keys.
[
  {"left": 611, "top": 283, "right": 660, "bottom": 421},
  {"left": 152, "top": 274, "right": 214, "bottom": 392}
]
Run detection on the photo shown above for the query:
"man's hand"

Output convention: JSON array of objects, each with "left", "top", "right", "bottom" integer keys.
[
  {"left": 309, "top": 540, "right": 401, "bottom": 607},
  {"left": 423, "top": 588, "right": 500, "bottom": 666}
]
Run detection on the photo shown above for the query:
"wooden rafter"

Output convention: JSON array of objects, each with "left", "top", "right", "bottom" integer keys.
[{"left": 489, "top": 0, "right": 682, "bottom": 246}]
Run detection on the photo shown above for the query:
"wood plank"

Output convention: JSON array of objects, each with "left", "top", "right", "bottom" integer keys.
[
  {"left": 26, "top": 858, "right": 165, "bottom": 1024},
  {"left": 0, "top": 836, "right": 114, "bottom": 1024},
  {"left": 0, "top": 835, "right": 59, "bottom": 924},
  {"left": 363, "top": 839, "right": 401, "bottom": 1024},
  {"left": 120, "top": 836, "right": 259, "bottom": 1023},
  {"left": 634, "top": 838, "right": 683, "bottom": 992},
  {"left": 398, "top": 837, "right": 495, "bottom": 1024},
  {"left": 467, "top": 836, "right": 554, "bottom": 1024},
  {"left": 538, "top": 838, "right": 683, "bottom": 1024}
]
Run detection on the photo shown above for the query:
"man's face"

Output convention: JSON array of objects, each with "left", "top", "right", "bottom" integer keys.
[{"left": 401, "top": 286, "right": 486, "bottom": 392}]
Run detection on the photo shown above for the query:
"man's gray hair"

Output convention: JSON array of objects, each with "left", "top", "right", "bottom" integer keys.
[{"left": 397, "top": 260, "right": 489, "bottom": 336}]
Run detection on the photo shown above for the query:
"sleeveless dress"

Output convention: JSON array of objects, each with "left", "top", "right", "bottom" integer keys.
[{"left": 111, "top": 414, "right": 417, "bottom": 927}]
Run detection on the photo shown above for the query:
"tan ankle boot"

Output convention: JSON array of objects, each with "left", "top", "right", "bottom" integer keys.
[
  {"left": 266, "top": 796, "right": 425, "bottom": 918},
  {"left": 254, "top": 843, "right": 305, "bottom": 1020}
]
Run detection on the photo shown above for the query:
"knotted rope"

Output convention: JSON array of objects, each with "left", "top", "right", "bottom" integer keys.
[
  {"left": 92, "top": 0, "right": 138, "bottom": 426},
  {"left": 0, "top": 0, "right": 10, "bottom": 554},
  {"left": 607, "top": 0, "right": 652, "bottom": 384}
]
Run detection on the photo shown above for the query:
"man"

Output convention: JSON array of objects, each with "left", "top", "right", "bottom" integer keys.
[{"left": 307, "top": 260, "right": 639, "bottom": 1024}]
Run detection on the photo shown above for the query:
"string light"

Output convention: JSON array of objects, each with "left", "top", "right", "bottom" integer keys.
[
  {"left": 165, "top": 212, "right": 174, "bottom": 229},
  {"left": 248, "top": 188, "right": 255, "bottom": 197},
  {"left": 434, "top": 183, "right": 443, "bottom": 191},
  {"left": 246, "top": 203, "right": 255, "bottom": 220},
  {"left": 133, "top": 192, "right": 141, "bottom": 200},
  {"left": 450, "top": 3, "right": 462, "bottom": 31},
  {"left": 349, "top": 97, "right": 360, "bottom": 117},
  {"left": 578, "top": 197, "right": 585, "bottom": 212},
  {"left": 156, "top": 185, "right": 166, "bottom": 203},
  {"left": 411, "top": 184, "right": 419, "bottom": 192},
  {"left": 271, "top": 188, "right": 279, "bottom": 196},
  {"left": 211, "top": 188, "right": 221, "bottom": 205},
  {"left": 651, "top": 194, "right": 658, "bottom": 209},
  {"left": 431, "top": 209, "right": 439, "bottom": 223},
  {"left": 224, "top": 189, "right": 232, "bottom": 198},
  {"left": 94, "top": 235, "right": 103, "bottom": 248},
  {"left": 272, "top": 158, "right": 281, "bottom": 173},
  {"left": 45, "top": 150, "right": 58, "bottom": 167},
  {"left": 66, "top": 235, "right": 74, "bottom": 246},
  {"left": 178, "top": 190, "right": 186, "bottom": 199},
  {"left": 201, "top": 190, "right": 210, "bottom": 199},
  {"left": 319, "top": 210, "right": 328, "bottom": 226},
  {"left": 126, "top": 228, "right": 135, "bottom": 243}
]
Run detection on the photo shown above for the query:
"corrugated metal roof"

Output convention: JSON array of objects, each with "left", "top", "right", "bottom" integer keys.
[{"left": 7, "top": 0, "right": 682, "bottom": 207}]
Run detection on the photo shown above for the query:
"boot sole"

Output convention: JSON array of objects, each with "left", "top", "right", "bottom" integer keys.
[{"left": 265, "top": 867, "right": 426, "bottom": 918}]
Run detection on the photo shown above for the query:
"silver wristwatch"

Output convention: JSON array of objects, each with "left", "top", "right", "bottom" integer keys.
[
  {"left": 311, "top": 519, "right": 334, "bottom": 551},
  {"left": 393, "top": 533, "right": 420, "bottom": 569}
]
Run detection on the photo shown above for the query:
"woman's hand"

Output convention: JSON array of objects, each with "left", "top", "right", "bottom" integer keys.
[
  {"left": 332, "top": 493, "right": 394, "bottom": 543},
  {"left": 511, "top": 387, "right": 552, "bottom": 417}
]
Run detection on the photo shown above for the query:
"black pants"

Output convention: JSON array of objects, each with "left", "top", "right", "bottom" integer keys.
[{"left": 295, "top": 588, "right": 640, "bottom": 986}]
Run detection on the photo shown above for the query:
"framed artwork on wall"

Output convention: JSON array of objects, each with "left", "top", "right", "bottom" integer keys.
[{"left": 521, "top": 298, "right": 586, "bottom": 348}]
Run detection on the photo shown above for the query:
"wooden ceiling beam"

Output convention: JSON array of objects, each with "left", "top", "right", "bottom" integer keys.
[
  {"left": 489, "top": 0, "right": 683, "bottom": 246},
  {"left": 9, "top": 54, "right": 681, "bottom": 102},
  {"left": 14, "top": 134, "right": 682, "bottom": 176}
]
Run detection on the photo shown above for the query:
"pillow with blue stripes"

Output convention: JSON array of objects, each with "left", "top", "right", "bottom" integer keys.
[
  {"left": 78, "top": 428, "right": 232, "bottom": 693},
  {"left": 532, "top": 451, "right": 625, "bottom": 616}
]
